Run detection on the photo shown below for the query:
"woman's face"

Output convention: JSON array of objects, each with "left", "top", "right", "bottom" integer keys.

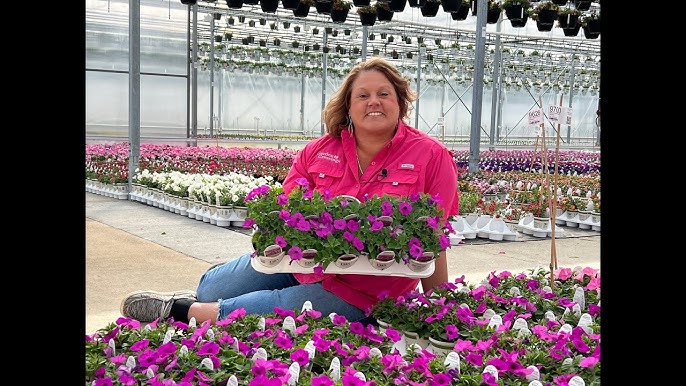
[{"left": 348, "top": 69, "right": 400, "bottom": 135}]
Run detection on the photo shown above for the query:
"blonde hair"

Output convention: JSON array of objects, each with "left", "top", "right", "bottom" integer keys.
[{"left": 322, "top": 57, "right": 417, "bottom": 138}]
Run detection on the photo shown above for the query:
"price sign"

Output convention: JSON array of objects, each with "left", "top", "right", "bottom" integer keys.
[
  {"left": 548, "top": 105, "right": 572, "bottom": 125},
  {"left": 528, "top": 108, "right": 544, "bottom": 125}
]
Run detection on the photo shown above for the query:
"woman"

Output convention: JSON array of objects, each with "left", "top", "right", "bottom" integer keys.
[{"left": 121, "top": 57, "right": 459, "bottom": 325}]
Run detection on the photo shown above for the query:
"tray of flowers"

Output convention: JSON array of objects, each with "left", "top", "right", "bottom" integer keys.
[{"left": 244, "top": 180, "right": 452, "bottom": 278}]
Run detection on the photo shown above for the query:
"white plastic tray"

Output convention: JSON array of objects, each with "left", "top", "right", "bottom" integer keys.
[{"left": 251, "top": 254, "right": 435, "bottom": 278}]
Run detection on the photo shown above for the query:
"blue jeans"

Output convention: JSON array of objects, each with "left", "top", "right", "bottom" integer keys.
[{"left": 196, "top": 252, "right": 372, "bottom": 323}]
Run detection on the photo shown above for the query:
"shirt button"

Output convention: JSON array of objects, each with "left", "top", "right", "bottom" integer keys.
[{"left": 371, "top": 162, "right": 376, "bottom": 165}]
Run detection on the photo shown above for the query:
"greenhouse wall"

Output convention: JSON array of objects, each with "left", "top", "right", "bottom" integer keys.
[{"left": 85, "top": 0, "right": 601, "bottom": 148}]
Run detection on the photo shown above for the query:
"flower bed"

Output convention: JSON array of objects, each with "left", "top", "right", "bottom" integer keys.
[
  {"left": 85, "top": 266, "right": 600, "bottom": 385},
  {"left": 86, "top": 144, "right": 601, "bottom": 223}
]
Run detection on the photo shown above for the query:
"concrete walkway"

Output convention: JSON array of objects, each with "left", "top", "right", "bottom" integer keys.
[{"left": 85, "top": 192, "right": 601, "bottom": 335}]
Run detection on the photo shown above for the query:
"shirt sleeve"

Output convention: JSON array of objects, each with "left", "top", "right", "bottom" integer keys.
[{"left": 281, "top": 145, "right": 314, "bottom": 195}]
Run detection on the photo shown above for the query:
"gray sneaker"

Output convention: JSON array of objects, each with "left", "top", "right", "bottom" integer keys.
[{"left": 120, "top": 290, "right": 196, "bottom": 322}]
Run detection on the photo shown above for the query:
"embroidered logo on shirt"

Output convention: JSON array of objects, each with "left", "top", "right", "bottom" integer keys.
[
  {"left": 317, "top": 152, "right": 341, "bottom": 164},
  {"left": 400, "top": 163, "right": 414, "bottom": 169}
]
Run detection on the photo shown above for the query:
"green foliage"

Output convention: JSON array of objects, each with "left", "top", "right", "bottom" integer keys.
[
  {"left": 356, "top": 4, "right": 376, "bottom": 14},
  {"left": 502, "top": 0, "right": 531, "bottom": 8},
  {"left": 331, "top": 0, "right": 353, "bottom": 10},
  {"left": 458, "top": 191, "right": 480, "bottom": 214}
]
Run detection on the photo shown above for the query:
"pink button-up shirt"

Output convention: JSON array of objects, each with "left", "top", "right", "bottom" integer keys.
[{"left": 281, "top": 121, "right": 459, "bottom": 313}]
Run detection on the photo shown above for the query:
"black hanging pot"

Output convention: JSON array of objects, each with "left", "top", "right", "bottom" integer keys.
[
  {"left": 389, "top": 0, "right": 407, "bottom": 12},
  {"left": 563, "top": 25, "right": 581, "bottom": 37},
  {"left": 293, "top": 1, "right": 311, "bottom": 17},
  {"left": 582, "top": 26, "right": 599, "bottom": 39},
  {"left": 441, "top": 0, "right": 461, "bottom": 13},
  {"left": 504, "top": 4, "right": 524, "bottom": 21},
  {"left": 536, "top": 20, "right": 553, "bottom": 32},
  {"left": 537, "top": 9, "right": 558, "bottom": 25},
  {"left": 260, "top": 0, "right": 279, "bottom": 12},
  {"left": 420, "top": 1, "right": 440, "bottom": 17},
  {"left": 377, "top": 6, "right": 394, "bottom": 21},
  {"left": 585, "top": 18, "right": 600, "bottom": 34},
  {"left": 486, "top": 8, "right": 501, "bottom": 24},
  {"left": 281, "top": 0, "right": 300, "bottom": 9},
  {"left": 358, "top": 11, "right": 377, "bottom": 26},
  {"left": 451, "top": 3, "right": 469, "bottom": 20},
  {"left": 509, "top": 13, "right": 528, "bottom": 28},
  {"left": 330, "top": 8, "right": 349, "bottom": 23},
  {"left": 315, "top": 0, "right": 333, "bottom": 14},
  {"left": 557, "top": 13, "right": 580, "bottom": 29}
]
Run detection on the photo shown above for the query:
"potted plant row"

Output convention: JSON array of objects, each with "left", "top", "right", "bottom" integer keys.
[{"left": 86, "top": 265, "right": 600, "bottom": 385}]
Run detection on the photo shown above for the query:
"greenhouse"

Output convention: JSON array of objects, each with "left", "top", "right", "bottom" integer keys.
[
  {"left": 85, "top": 1, "right": 603, "bottom": 385},
  {"left": 86, "top": 0, "right": 600, "bottom": 148}
]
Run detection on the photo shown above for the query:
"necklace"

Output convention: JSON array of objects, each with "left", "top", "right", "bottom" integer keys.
[{"left": 357, "top": 156, "right": 365, "bottom": 176}]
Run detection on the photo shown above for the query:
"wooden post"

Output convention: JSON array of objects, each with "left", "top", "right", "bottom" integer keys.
[
  {"left": 549, "top": 94, "right": 564, "bottom": 274},
  {"left": 529, "top": 135, "right": 539, "bottom": 173}
]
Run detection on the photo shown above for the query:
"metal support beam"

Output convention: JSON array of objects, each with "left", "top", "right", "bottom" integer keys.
[
  {"left": 414, "top": 46, "right": 424, "bottom": 130},
  {"left": 128, "top": 0, "right": 140, "bottom": 192},
  {"left": 468, "top": 0, "right": 488, "bottom": 173},
  {"left": 489, "top": 14, "right": 503, "bottom": 151},
  {"left": 191, "top": 4, "right": 198, "bottom": 139},
  {"left": 320, "top": 31, "right": 328, "bottom": 135}
]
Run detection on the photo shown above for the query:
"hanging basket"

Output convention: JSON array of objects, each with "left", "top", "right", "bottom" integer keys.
[
  {"left": 420, "top": 1, "right": 440, "bottom": 17},
  {"left": 451, "top": 4, "right": 469, "bottom": 20},
  {"left": 558, "top": 13, "right": 580, "bottom": 29},
  {"left": 281, "top": 0, "right": 300, "bottom": 9},
  {"left": 376, "top": 6, "right": 394, "bottom": 21},
  {"left": 293, "top": 2, "right": 310, "bottom": 17},
  {"left": 358, "top": 11, "right": 377, "bottom": 26},
  {"left": 330, "top": 8, "right": 349, "bottom": 23},
  {"left": 536, "top": 9, "right": 558, "bottom": 25},
  {"left": 582, "top": 24, "right": 600, "bottom": 39},
  {"left": 563, "top": 25, "right": 581, "bottom": 37},
  {"left": 509, "top": 14, "right": 528, "bottom": 28},
  {"left": 315, "top": 0, "right": 332, "bottom": 14},
  {"left": 441, "top": 0, "right": 461, "bottom": 13},
  {"left": 486, "top": 8, "right": 501, "bottom": 24},
  {"left": 536, "top": 20, "right": 554, "bottom": 32},
  {"left": 504, "top": 4, "right": 524, "bottom": 21},
  {"left": 389, "top": 0, "right": 407, "bottom": 12},
  {"left": 227, "top": 0, "right": 243, "bottom": 8}
]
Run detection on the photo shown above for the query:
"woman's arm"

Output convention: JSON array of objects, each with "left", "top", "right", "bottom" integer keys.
[{"left": 420, "top": 249, "right": 448, "bottom": 292}]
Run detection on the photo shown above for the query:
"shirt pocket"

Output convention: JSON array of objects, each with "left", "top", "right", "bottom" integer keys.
[
  {"left": 378, "top": 167, "right": 419, "bottom": 196},
  {"left": 308, "top": 161, "right": 344, "bottom": 191}
]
